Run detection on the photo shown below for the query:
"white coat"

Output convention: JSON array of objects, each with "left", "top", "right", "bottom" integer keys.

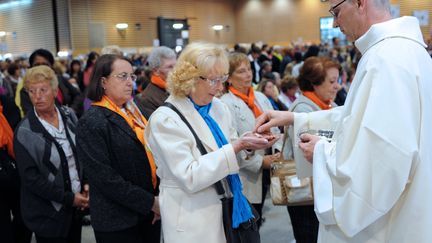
[{"left": 145, "top": 96, "right": 241, "bottom": 243}]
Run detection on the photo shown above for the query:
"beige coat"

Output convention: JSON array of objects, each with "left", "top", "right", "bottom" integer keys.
[{"left": 145, "top": 96, "right": 241, "bottom": 243}]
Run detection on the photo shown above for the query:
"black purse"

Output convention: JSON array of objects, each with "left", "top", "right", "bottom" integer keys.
[
  {"left": 163, "top": 102, "right": 261, "bottom": 243},
  {"left": 0, "top": 148, "right": 19, "bottom": 192}
]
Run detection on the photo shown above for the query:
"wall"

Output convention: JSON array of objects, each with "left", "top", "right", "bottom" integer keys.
[
  {"left": 69, "top": 0, "right": 236, "bottom": 55},
  {"left": 0, "top": 0, "right": 430, "bottom": 57},
  {"left": 234, "top": 0, "right": 432, "bottom": 46},
  {"left": 0, "top": 0, "right": 55, "bottom": 56},
  {"left": 391, "top": 0, "right": 432, "bottom": 40},
  {"left": 234, "top": 0, "right": 329, "bottom": 46}
]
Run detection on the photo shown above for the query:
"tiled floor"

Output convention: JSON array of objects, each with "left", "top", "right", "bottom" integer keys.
[{"left": 260, "top": 195, "right": 295, "bottom": 243}]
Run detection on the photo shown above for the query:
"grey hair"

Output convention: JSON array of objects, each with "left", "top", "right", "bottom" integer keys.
[
  {"left": 340, "top": 0, "right": 390, "bottom": 12},
  {"left": 147, "top": 46, "right": 176, "bottom": 70},
  {"left": 372, "top": 0, "right": 390, "bottom": 11}
]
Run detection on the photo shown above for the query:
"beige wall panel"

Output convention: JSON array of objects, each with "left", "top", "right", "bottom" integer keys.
[
  {"left": 69, "top": 0, "right": 90, "bottom": 53},
  {"left": 70, "top": 0, "right": 431, "bottom": 54},
  {"left": 234, "top": 0, "right": 431, "bottom": 46},
  {"left": 70, "top": 0, "right": 235, "bottom": 54},
  {"left": 397, "top": 0, "right": 432, "bottom": 40},
  {"left": 0, "top": 0, "right": 56, "bottom": 55},
  {"left": 234, "top": 0, "right": 329, "bottom": 45}
]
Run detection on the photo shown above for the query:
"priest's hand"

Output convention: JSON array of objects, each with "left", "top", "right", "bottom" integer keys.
[
  {"left": 254, "top": 110, "right": 294, "bottom": 133},
  {"left": 298, "top": 133, "right": 321, "bottom": 163}
]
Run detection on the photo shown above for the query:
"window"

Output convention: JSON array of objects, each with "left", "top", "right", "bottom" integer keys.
[{"left": 319, "top": 17, "right": 348, "bottom": 45}]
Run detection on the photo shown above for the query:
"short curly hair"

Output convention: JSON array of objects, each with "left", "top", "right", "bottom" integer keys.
[
  {"left": 24, "top": 65, "right": 58, "bottom": 90},
  {"left": 297, "top": 57, "right": 340, "bottom": 92},
  {"left": 167, "top": 42, "right": 229, "bottom": 97}
]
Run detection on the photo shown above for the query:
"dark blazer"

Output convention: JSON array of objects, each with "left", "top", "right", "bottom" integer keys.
[
  {"left": 76, "top": 106, "right": 157, "bottom": 232},
  {"left": 250, "top": 60, "right": 261, "bottom": 84},
  {"left": 135, "top": 82, "right": 169, "bottom": 119},
  {"left": 14, "top": 106, "right": 83, "bottom": 238}
]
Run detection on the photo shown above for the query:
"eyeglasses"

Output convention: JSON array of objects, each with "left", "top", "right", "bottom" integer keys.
[
  {"left": 111, "top": 72, "right": 137, "bottom": 82},
  {"left": 329, "top": 0, "right": 347, "bottom": 18},
  {"left": 199, "top": 74, "right": 229, "bottom": 87},
  {"left": 27, "top": 86, "right": 51, "bottom": 96}
]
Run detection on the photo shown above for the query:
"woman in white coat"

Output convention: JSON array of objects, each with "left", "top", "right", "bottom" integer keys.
[
  {"left": 145, "top": 43, "right": 278, "bottom": 243},
  {"left": 220, "top": 52, "right": 281, "bottom": 225}
]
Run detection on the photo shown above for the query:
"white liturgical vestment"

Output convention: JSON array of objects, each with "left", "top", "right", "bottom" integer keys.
[{"left": 293, "top": 16, "right": 432, "bottom": 242}]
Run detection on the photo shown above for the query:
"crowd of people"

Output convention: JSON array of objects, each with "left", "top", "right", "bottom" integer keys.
[{"left": 1, "top": 0, "right": 431, "bottom": 243}]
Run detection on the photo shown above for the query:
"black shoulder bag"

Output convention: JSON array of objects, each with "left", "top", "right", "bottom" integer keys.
[
  {"left": 0, "top": 148, "right": 19, "bottom": 192},
  {"left": 162, "top": 102, "right": 260, "bottom": 243}
]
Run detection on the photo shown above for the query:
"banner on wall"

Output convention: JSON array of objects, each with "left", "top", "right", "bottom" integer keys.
[{"left": 413, "top": 10, "right": 429, "bottom": 26}]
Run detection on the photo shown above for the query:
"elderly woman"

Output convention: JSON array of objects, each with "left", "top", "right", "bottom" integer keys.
[
  {"left": 257, "top": 79, "right": 287, "bottom": 111},
  {"left": 13, "top": 65, "right": 88, "bottom": 243},
  {"left": 135, "top": 46, "right": 176, "bottom": 118},
  {"left": 220, "top": 52, "right": 282, "bottom": 226},
  {"left": 284, "top": 56, "right": 341, "bottom": 243},
  {"left": 76, "top": 54, "right": 160, "bottom": 243},
  {"left": 145, "top": 43, "right": 277, "bottom": 243}
]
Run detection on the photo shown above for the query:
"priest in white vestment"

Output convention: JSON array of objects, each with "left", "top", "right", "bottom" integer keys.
[{"left": 255, "top": 0, "right": 432, "bottom": 242}]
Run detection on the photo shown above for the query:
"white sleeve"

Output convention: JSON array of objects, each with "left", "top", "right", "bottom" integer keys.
[
  {"left": 293, "top": 108, "right": 342, "bottom": 178},
  {"left": 313, "top": 139, "right": 337, "bottom": 225}
]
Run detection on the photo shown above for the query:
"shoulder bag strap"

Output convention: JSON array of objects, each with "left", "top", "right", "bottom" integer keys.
[{"left": 162, "top": 102, "right": 226, "bottom": 195}]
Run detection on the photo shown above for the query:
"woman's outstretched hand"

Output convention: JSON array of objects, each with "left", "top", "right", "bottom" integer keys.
[{"left": 232, "top": 131, "right": 280, "bottom": 153}]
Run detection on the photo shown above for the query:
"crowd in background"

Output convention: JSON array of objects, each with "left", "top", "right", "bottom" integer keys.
[
  {"left": 1, "top": 35, "right": 431, "bottom": 243},
  {"left": 0, "top": 38, "right": 362, "bottom": 116}
]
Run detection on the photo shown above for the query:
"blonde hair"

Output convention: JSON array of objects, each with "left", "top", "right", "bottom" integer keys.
[
  {"left": 24, "top": 65, "right": 58, "bottom": 90},
  {"left": 228, "top": 52, "right": 250, "bottom": 76},
  {"left": 167, "top": 42, "right": 229, "bottom": 97}
]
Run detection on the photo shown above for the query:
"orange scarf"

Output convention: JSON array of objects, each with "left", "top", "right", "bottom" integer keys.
[
  {"left": 151, "top": 75, "right": 167, "bottom": 90},
  {"left": 228, "top": 86, "right": 262, "bottom": 118},
  {"left": 0, "top": 102, "right": 14, "bottom": 158},
  {"left": 303, "top": 91, "right": 332, "bottom": 110},
  {"left": 92, "top": 96, "right": 157, "bottom": 188}
]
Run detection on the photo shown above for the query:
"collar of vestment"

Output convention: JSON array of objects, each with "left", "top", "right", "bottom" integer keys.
[{"left": 355, "top": 16, "right": 426, "bottom": 55}]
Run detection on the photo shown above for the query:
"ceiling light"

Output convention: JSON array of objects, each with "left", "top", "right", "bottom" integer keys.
[
  {"left": 57, "top": 51, "right": 69, "bottom": 57},
  {"left": 173, "top": 23, "right": 184, "bottom": 29},
  {"left": 116, "top": 23, "right": 128, "bottom": 30},
  {"left": 212, "top": 25, "right": 224, "bottom": 31}
]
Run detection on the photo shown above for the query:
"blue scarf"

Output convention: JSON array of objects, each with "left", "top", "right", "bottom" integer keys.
[
  {"left": 189, "top": 98, "right": 254, "bottom": 228},
  {"left": 268, "top": 97, "right": 280, "bottom": 110}
]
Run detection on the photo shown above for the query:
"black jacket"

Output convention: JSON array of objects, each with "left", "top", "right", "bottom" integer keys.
[
  {"left": 0, "top": 95, "right": 20, "bottom": 129},
  {"left": 14, "top": 106, "right": 83, "bottom": 237},
  {"left": 76, "top": 106, "right": 157, "bottom": 232}
]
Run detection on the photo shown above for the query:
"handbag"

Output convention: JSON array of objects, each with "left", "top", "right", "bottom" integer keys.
[
  {"left": 270, "top": 128, "right": 314, "bottom": 206},
  {"left": 0, "top": 148, "right": 19, "bottom": 192},
  {"left": 163, "top": 102, "right": 260, "bottom": 243}
]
